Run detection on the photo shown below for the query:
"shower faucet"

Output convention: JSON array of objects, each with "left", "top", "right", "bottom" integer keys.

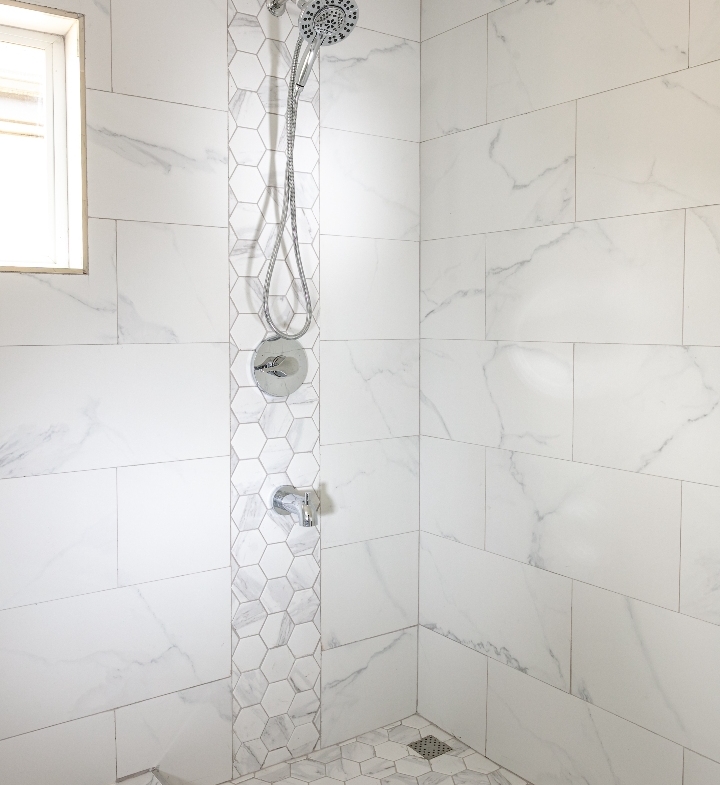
[{"left": 273, "top": 485, "right": 318, "bottom": 528}]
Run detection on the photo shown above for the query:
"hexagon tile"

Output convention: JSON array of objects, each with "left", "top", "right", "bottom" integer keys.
[{"left": 229, "top": 0, "right": 322, "bottom": 777}]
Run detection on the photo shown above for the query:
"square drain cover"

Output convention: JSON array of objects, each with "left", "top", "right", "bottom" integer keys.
[{"left": 408, "top": 735, "right": 453, "bottom": 760}]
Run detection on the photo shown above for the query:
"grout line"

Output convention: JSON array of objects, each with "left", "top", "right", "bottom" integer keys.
[
  {"left": 420, "top": 0, "right": 522, "bottom": 44},
  {"left": 321, "top": 625, "right": 418, "bottom": 655},
  {"left": 88, "top": 85, "right": 228, "bottom": 115}
]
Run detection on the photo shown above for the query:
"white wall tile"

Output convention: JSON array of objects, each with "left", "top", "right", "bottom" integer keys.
[
  {"left": 321, "top": 438, "right": 419, "bottom": 548},
  {"left": 320, "top": 340, "right": 419, "bottom": 445},
  {"left": 420, "top": 437, "right": 485, "bottom": 549},
  {"left": 421, "top": 235, "right": 485, "bottom": 340},
  {"left": 421, "top": 0, "right": 511, "bottom": 41},
  {"left": 118, "top": 457, "right": 230, "bottom": 586},
  {"left": 486, "top": 212, "right": 685, "bottom": 344},
  {"left": 488, "top": 0, "right": 688, "bottom": 122},
  {"left": 572, "top": 582, "right": 720, "bottom": 763},
  {"left": 321, "top": 627, "right": 418, "bottom": 746},
  {"left": 577, "top": 61, "right": 720, "bottom": 221},
  {"left": 684, "top": 205, "right": 720, "bottom": 347},
  {"left": 112, "top": 0, "right": 227, "bottom": 110},
  {"left": 116, "top": 679, "right": 232, "bottom": 785},
  {"left": 321, "top": 128, "right": 420, "bottom": 241},
  {"left": 574, "top": 344, "right": 720, "bottom": 486},
  {"left": 359, "top": 0, "right": 420, "bottom": 41},
  {"left": 685, "top": 751, "right": 720, "bottom": 785},
  {"left": 0, "top": 344, "right": 228, "bottom": 479},
  {"left": 690, "top": 0, "right": 720, "bottom": 67},
  {"left": 420, "top": 534, "right": 571, "bottom": 690},
  {"left": 0, "top": 219, "right": 117, "bottom": 346},
  {"left": 486, "top": 449, "right": 681, "bottom": 609},
  {"left": 487, "top": 659, "right": 683, "bottom": 785},
  {"left": 0, "top": 568, "right": 230, "bottom": 739},
  {"left": 322, "top": 533, "right": 419, "bottom": 648},
  {"left": 49, "top": 0, "right": 112, "bottom": 90},
  {"left": 118, "top": 222, "right": 229, "bottom": 344},
  {"left": 681, "top": 482, "right": 720, "bottom": 626},
  {"left": 422, "top": 102, "right": 575, "bottom": 240},
  {"left": 418, "top": 626, "right": 487, "bottom": 753},
  {"left": 0, "top": 712, "right": 117, "bottom": 785},
  {"left": 421, "top": 340, "right": 573, "bottom": 459},
  {"left": 421, "top": 17, "right": 487, "bottom": 141},
  {"left": 0, "top": 470, "right": 117, "bottom": 611},
  {"left": 321, "top": 28, "right": 420, "bottom": 143},
  {"left": 321, "top": 236, "right": 419, "bottom": 340},
  {"left": 87, "top": 90, "right": 228, "bottom": 227}
]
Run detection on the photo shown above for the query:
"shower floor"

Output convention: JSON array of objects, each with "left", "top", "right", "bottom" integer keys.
[{"left": 229, "top": 715, "right": 528, "bottom": 785}]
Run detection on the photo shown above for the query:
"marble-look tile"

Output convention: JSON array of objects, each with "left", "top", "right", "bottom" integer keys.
[
  {"left": 420, "top": 437, "right": 485, "bottom": 549},
  {"left": 321, "top": 128, "right": 420, "bottom": 242},
  {"left": 321, "top": 28, "right": 420, "bottom": 143},
  {"left": 116, "top": 679, "right": 232, "bottom": 785},
  {"left": 572, "top": 582, "right": 720, "bottom": 762},
  {"left": 487, "top": 659, "right": 683, "bottom": 785},
  {"left": 420, "top": 235, "right": 485, "bottom": 340},
  {"left": 0, "top": 343, "right": 228, "bottom": 479},
  {"left": 321, "top": 438, "right": 419, "bottom": 548},
  {"left": 358, "top": 0, "right": 421, "bottom": 41},
  {"left": 112, "top": 0, "right": 227, "bottom": 110},
  {"left": 690, "top": 0, "right": 720, "bottom": 67},
  {"left": 0, "top": 470, "right": 117, "bottom": 611},
  {"left": 118, "top": 222, "right": 229, "bottom": 344},
  {"left": 486, "top": 449, "right": 681, "bottom": 609},
  {"left": 321, "top": 628, "right": 418, "bottom": 746},
  {"left": 418, "top": 627, "right": 487, "bottom": 754},
  {"left": 420, "top": 534, "right": 571, "bottom": 690},
  {"left": 422, "top": 102, "right": 575, "bottom": 240},
  {"left": 320, "top": 341, "right": 419, "bottom": 445},
  {"left": 321, "top": 236, "right": 419, "bottom": 341},
  {"left": 574, "top": 344, "right": 720, "bottom": 486},
  {"left": 685, "top": 750, "right": 720, "bottom": 785},
  {"left": 421, "top": 17, "right": 487, "bottom": 141},
  {"left": 421, "top": 340, "right": 573, "bottom": 459},
  {"left": 87, "top": 90, "right": 227, "bottom": 227},
  {"left": 0, "top": 568, "right": 230, "bottom": 739},
  {"left": 421, "top": 0, "right": 512, "bottom": 41},
  {"left": 681, "top": 482, "right": 720, "bottom": 626},
  {"left": 486, "top": 211, "right": 685, "bottom": 344},
  {"left": 118, "top": 457, "right": 230, "bottom": 586},
  {"left": 322, "top": 533, "right": 419, "bottom": 648},
  {"left": 488, "top": 0, "right": 688, "bottom": 122},
  {"left": 0, "top": 712, "right": 116, "bottom": 785},
  {"left": 684, "top": 205, "right": 720, "bottom": 346},
  {"left": 0, "top": 219, "right": 117, "bottom": 346},
  {"left": 577, "top": 61, "right": 720, "bottom": 221}
]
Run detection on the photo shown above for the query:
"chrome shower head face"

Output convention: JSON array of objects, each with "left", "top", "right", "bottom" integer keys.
[{"left": 299, "top": 0, "right": 359, "bottom": 46}]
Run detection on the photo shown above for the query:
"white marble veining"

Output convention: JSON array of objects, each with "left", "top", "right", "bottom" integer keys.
[
  {"left": 0, "top": 568, "right": 230, "bottom": 739},
  {"left": 321, "top": 28, "right": 420, "bottom": 143},
  {"left": 421, "top": 340, "right": 573, "bottom": 459},
  {"left": 574, "top": 344, "right": 720, "bottom": 486},
  {"left": 418, "top": 626, "right": 487, "bottom": 754},
  {"left": 420, "top": 437, "right": 485, "bottom": 549},
  {"left": 321, "top": 627, "right": 418, "bottom": 746},
  {"left": 685, "top": 205, "right": 720, "bottom": 346},
  {"left": 421, "top": 0, "right": 512, "bottom": 41},
  {"left": 420, "top": 534, "right": 571, "bottom": 690},
  {"left": 488, "top": 0, "right": 688, "bottom": 122},
  {"left": 0, "top": 470, "right": 117, "bottom": 611},
  {"left": 487, "top": 659, "right": 683, "bottom": 785},
  {"left": 690, "top": 0, "right": 720, "bottom": 67},
  {"left": 358, "top": 0, "right": 421, "bottom": 41},
  {"left": 422, "top": 102, "right": 575, "bottom": 240},
  {"left": 321, "top": 438, "right": 419, "bottom": 548},
  {"left": 118, "top": 222, "right": 229, "bottom": 344},
  {"left": 420, "top": 234, "right": 485, "bottom": 340},
  {"left": 321, "top": 236, "right": 419, "bottom": 340},
  {"left": 681, "top": 482, "right": 720, "bottom": 626},
  {"left": 322, "top": 533, "right": 419, "bottom": 648},
  {"left": 571, "top": 582, "right": 720, "bottom": 762},
  {"left": 485, "top": 211, "right": 685, "bottom": 344},
  {"left": 684, "top": 750, "right": 720, "bottom": 785},
  {"left": 577, "top": 61, "right": 720, "bottom": 221},
  {"left": 486, "top": 449, "right": 681, "bottom": 609},
  {"left": 86, "top": 90, "right": 228, "bottom": 227},
  {"left": 320, "top": 340, "right": 419, "bottom": 445},
  {"left": 421, "top": 16, "right": 487, "bottom": 141}
]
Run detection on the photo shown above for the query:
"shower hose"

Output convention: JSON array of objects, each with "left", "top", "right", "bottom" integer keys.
[{"left": 262, "top": 35, "right": 314, "bottom": 341}]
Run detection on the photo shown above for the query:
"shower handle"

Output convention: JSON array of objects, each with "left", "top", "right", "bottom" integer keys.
[{"left": 273, "top": 485, "right": 318, "bottom": 528}]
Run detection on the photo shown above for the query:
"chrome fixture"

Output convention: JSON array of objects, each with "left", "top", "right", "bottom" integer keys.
[
  {"left": 262, "top": 0, "right": 359, "bottom": 340},
  {"left": 253, "top": 336, "right": 308, "bottom": 397},
  {"left": 273, "top": 485, "right": 318, "bottom": 527}
]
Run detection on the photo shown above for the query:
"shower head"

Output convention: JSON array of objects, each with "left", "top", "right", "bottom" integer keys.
[{"left": 298, "top": 0, "right": 359, "bottom": 46}]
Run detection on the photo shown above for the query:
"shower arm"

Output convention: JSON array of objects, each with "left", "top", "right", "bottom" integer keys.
[
  {"left": 266, "top": 0, "right": 324, "bottom": 89},
  {"left": 266, "top": 0, "right": 309, "bottom": 17}
]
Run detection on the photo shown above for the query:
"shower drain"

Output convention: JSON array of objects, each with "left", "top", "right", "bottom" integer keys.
[{"left": 408, "top": 735, "right": 454, "bottom": 760}]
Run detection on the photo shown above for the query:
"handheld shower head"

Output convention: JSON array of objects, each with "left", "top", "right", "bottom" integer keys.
[{"left": 298, "top": 0, "right": 359, "bottom": 46}]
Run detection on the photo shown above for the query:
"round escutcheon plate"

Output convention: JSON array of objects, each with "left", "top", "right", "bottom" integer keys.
[{"left": 253, "top": 337, "right": 309, "bottom": 397}]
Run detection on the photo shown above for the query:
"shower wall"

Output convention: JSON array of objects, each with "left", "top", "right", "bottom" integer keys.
[{"left": 418, "top": 0, "right": 720, "bottom": 782}]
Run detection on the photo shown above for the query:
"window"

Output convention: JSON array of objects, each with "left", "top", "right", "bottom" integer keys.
[{"left": 0, "top": 2, "right": 85, "bottom": 273}]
